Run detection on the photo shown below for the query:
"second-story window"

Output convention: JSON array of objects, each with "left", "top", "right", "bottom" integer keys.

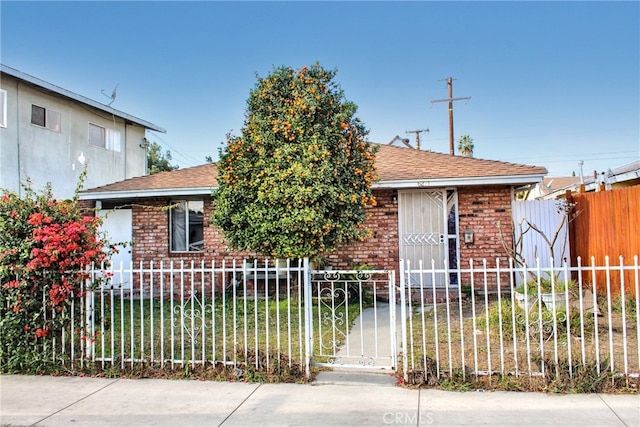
[
  {"left": 31, "top": 104, "right": 61, "bottom": 132},
  {"left": 88, "top": 123, "right": 121, "bottom": 152}
]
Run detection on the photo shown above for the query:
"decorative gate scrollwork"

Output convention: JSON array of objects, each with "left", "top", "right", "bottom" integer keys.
[
  {"left": 318, "top": 275, "right": 349, "bottom": 356},
  {"left": 311, "top": 269, "right": 396, "bottom": 370},
  {"left": 173, "top": 292, "right": 213, "bottom": 343}
]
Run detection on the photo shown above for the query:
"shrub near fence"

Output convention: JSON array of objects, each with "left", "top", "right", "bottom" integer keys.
[{"left": 400, "top": 257, "right": 639, "bottom": 390}]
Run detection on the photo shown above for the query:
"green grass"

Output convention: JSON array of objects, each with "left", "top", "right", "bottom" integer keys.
[
  {"left": 88, "top": 291, "right": 367, "bottom": 371},
  {"left": 91, "top": 294, "right": 299, "bottom": 365}
]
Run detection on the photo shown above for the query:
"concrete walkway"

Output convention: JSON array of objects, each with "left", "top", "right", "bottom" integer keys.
[
  {"left": 324, "top": 302, "right": 402, "bottom": 369},
  {"left": 1, "top": 374, "right": 638, "bottom": 426}
]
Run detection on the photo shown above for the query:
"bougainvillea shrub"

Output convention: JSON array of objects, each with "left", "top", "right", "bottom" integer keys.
[
  {"left": 0, "top": 180, "right": 113, "bottom": 373},
  {"left": 212, "top": 63, "right": 378, "bottom": 259}
]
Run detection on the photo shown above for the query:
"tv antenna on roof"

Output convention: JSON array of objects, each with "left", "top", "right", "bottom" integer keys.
[{"left": 101, "top": 83, "right": 119, "bottom": 106}]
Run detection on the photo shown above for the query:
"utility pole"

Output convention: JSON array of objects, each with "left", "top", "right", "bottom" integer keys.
[
  {"left": 431, "top": 77, "right": 471, "bottom": 155},
  {"left": 405, "top": 129, "right": 429, "bottom": 150}
]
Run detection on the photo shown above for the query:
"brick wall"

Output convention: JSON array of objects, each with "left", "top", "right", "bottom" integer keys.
[
  {"left": 457, "top": 186, "right": 513, "bottom": 289},
  {"left": 131, "top": 198, "right": 256, "bottom": 265},
  {"left": 324, "top": 189, "right": 399, "bottom": 271},
  {"left": 101, "top": 185, "right": 515, "bottom": 293},
  {"left": 128, "top": 191, "right": 401, "bottom": 269}
]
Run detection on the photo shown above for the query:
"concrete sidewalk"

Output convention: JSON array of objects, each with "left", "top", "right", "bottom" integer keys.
[{"left": 1, "top": 374, "right": 638, "bottom": 427}]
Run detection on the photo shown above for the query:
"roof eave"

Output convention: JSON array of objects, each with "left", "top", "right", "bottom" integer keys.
[
  {"left": 79, "top": 187, "right": 215, "bottom": 200},
  {"left": 81, "top": 174, "right": 546, "bottom": 200},
  {"left": 373, "top": 174, "right": 546, "bottom": 188}
]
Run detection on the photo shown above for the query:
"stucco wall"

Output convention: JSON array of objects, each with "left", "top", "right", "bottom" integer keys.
[{"left": 0, "top": 74, "right": 147, "bottom": 199}]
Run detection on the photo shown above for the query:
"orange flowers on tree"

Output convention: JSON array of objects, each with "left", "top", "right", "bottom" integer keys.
[{"left": 212, "top": 63, "right": 378, "bottom": 259}]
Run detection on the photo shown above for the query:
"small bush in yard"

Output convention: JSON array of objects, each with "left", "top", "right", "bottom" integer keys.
[{"left": 0, "top": 178, "right": 114, "bottom": 373}]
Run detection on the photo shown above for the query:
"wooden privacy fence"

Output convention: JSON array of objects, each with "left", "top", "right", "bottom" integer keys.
[{"left": 568, "top": 186, "right": 640, "bottom": 296}]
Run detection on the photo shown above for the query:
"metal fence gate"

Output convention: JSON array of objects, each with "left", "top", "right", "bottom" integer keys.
[{"left": 307, "top": 269, "right": 398, "bottom": 370}]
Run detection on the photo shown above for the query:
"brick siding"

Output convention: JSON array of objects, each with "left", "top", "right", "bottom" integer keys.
[
  {"left": 93, "top": 186, "right": 515, "bottom": 293},
  {"left": 457, "top": 186, "right": 513, "bottom": 289}
]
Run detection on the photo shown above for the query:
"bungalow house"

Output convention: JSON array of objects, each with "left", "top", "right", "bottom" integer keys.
[
  {"left": 79, "top": 144, "right": 547, "bottom": 289},
  {"left": 0, "top": 64, "right": 165, "bottom": 199}
]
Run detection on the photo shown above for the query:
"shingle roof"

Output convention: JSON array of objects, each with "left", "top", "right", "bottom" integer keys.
[
  {"left": 542, "top": 176, "right": 581, "bottom": 192},
  {"left": 81, "top": 163, "right": 218, "bottom": 195},
  {"left": 80, "top": 143, "right": 547, "bottom": 199},
  {"left": 375, "top": 144, "right": 547, "bottom": 181}
]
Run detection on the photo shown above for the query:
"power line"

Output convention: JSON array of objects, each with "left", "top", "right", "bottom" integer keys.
[
  {"left": 500, "top": 150, "right": 638, "bottom": 162},
  {"left": 405, "top": 129, "right": 429, "bottom": 150},
  {"left": 430, "top": 77, "right": 471, "bottom": 155},
  {"left": 147, "top": 131, "right": 203, "bottom": 167}
]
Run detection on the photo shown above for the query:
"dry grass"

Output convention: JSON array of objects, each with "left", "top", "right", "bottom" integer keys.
[{"left": 402, "top": 292, "right": 639, "bottom": 392}]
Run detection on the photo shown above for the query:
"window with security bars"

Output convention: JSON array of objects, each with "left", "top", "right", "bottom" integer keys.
[{"left": 30, "top": 104, "right": 61, "bottom": 132}]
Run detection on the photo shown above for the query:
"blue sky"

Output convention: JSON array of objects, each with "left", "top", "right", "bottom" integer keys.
[{"left": 2, "top": 1, "right": 638, "bottom": 177}]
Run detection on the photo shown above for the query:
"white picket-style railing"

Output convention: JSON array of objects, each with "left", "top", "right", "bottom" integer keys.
[
  {"left": 399, "top": 256, "right": 640, "bottom": 383},
  {"left": 81, "top": 259, "right": 310, "bottom": 376},
  {"left": 9, "top": 255, "right": 639, "bottom": 386}
]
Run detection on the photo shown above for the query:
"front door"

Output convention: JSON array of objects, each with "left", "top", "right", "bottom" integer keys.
[{"left": 398, "top": 189, "right": 459, "bottom": 286}]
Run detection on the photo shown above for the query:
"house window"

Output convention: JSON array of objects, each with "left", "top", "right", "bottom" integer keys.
[
  {"left": 170, "top": 200, "right": 204, "bottom": 252},
  {"left": 88, "top": 123, "right": 121, "bottom": 152},
  {"left": 30, "top": 104, "right": 61, "bottom": 132},
  {"left": 0, "top": 89, "right": 6, "bottom": 128}
]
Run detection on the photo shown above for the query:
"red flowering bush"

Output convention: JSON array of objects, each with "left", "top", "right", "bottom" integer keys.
[{"left": 0, "top": 178, "right": 113, "bottom": 373}]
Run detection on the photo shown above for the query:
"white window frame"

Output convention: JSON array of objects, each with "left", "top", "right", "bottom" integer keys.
[
  {"left": 0, "top": 89, "right": 6, "bottom": 128},
  {"left": 30, "top": 104, "right": 61, "bottom": 132},
  {"left": 88, "top": 122, "right": 121, "bottom": 152},
  {"left": 170, "top": 200, "right": 205, "bottom": 253}
]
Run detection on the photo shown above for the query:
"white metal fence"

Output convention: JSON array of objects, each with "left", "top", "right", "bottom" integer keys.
[
  {"left": 399, "top": 256, "right": 640, "bottom": 383},
  {"left": 310, "top": 269, "right": 397, "bottom": 370},
  {"left": 9, "top": 256, "right": 639, "bottom": 385},
  {"left": 76, "top": 260, "right": 396, "bottom": 377},
  {"left": 82, "top": 259, "right": 310, "bottom": 376}
]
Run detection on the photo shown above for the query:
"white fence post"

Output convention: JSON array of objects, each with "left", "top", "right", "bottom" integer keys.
[
  {"left": 399, "top": 260, "right": 408, "bottom": 383},
  {"left": 303, "top": 257, "right": 313, "bottom": 379}
]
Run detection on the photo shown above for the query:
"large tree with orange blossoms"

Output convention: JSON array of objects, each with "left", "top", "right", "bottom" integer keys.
[{"left": 212, "top": 64, "right": 378, "bottom": 259}]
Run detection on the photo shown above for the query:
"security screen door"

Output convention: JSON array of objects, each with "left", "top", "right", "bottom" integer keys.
[{"left": 398, "top": 189, "right": 459, "bottom": 287}]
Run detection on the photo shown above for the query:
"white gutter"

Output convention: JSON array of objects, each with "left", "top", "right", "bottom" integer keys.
[
  {"left": 79, "top": 187, "right": 215, "bottom": 200},
  {"left": 373, "top": 174, "right": 546, "bottom": 188}
]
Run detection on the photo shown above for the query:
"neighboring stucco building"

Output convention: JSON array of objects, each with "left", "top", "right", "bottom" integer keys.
[
  {"left": 0, "top": 64, "right": 165, "bottom": 199},
  {"left": 79, "top": 144, "right": 547, "bottom": 289}
]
